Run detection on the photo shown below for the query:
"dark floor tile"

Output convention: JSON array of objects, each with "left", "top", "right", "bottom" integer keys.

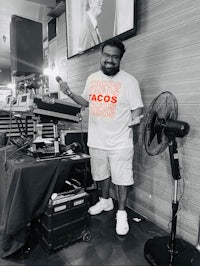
[
  {"left": 0, "top": 207, "right": 165, "bottom": 266},
  {"left": 60, "top": 242, "right": 103, "bottom": 266}
]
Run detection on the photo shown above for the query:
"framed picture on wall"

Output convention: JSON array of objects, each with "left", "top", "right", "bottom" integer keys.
[{"left": 66, "top": 0, "right": 137, "bottom": 58}]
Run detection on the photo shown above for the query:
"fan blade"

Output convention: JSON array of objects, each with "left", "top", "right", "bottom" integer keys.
[
  {"left": 148, "top": 129, "right": 156, "bottom": 146},
  {"left": 148, "top": 112, "right": 157, "bottom": 146},
  {"left": 156, "top": 118, "right": 164, "bottom": 144},
  {"left": 144, "top": 91, "right": 178, "bottom": 156},
  {"left": 157, "top": 130, "right": 162, "bottom": 144}
]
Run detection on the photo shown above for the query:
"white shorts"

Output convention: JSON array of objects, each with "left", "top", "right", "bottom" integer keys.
[{"left": 89, "top": 147, "right": 134, "bottom": 186}]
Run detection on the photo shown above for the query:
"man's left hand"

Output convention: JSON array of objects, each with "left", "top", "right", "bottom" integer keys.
[{"left": 128, "top": 115, "right": 144, "bottom": 127}]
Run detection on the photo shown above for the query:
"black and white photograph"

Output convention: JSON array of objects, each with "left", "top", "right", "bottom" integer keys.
[
  {"left": 0, "top": 0, "right": 200, "bottom": 266},
  {"left": 66, "top": 0, "right": 136, "bottom": 57}
]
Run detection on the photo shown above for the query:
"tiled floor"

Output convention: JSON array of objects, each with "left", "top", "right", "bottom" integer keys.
[{"left": 0, "top": 201, "right": 167, "bottom": 266}]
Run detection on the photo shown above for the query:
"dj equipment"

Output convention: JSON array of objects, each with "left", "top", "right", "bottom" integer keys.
[
  {"left": 2, "top": 94, "right": 82, "bottom": 123},
  {"left": 3, "top": 93, "right": 33, "bottom": 112},
  {"left": 143, "top": 92, "right": 196, "bottom": 266},
  {"left": 30, "top": 142, "right": 82, "bottom": 161},
  {"left": 0, "top": 73, "right": 84, "bottom": 160},
  {"left": 1, "top": 93, "right": 83, "bottom": 158},
  {"left": 33, "top": 96, "right": 82, "bottom": 123},
  {"left": 32, "top": 96, "right": 82, "bottom": 158},
  {"left": 38, "top": 187, "right": 91, "bottom": 253}
]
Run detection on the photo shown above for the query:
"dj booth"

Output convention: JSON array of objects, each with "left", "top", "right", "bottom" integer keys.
[
  {"left": 0, "top": 145, "right": 90, "bottom": 258},
  {"left": 0, "top": 95, "right": 93, "bottom": 258}
]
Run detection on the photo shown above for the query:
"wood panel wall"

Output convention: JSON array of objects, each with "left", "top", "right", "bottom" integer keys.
[{"left": 55, "top": 0, "right": 200, "bottom": 246}]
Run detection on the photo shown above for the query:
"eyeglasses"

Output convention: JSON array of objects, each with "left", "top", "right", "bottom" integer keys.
[{"left": 102, "top": 52, "right": 120, "bottom": 60}]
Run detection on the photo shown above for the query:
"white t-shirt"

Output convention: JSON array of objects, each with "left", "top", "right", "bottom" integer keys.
[{"left": 81, "top": 70, "right": 143, "bottom": 150}]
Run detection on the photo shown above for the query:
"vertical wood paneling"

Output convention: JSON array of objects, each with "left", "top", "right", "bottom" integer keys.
[{"left": 56, "top": 1, "right": 200, "bottom": 245}]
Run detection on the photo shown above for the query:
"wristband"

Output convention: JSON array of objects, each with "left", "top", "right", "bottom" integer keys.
[
  {"left": 68, "top": 92, "right": 73, "bottom": 98},
  {"left": 65, "top": 89, "right": 72, "bottom": 97}
]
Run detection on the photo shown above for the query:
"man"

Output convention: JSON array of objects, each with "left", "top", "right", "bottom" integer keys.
[
  {"left": 78, "top": 0, "right": 103, "bottom": 52},
  {"left": 60, "top": 39, "right": 143, "bottom": 236}
]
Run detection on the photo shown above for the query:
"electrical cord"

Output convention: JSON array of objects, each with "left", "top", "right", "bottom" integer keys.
[
  {"left": 6, "top": 139, "right": 32, "bottom": 160},
  {"left": 4, "top": 102, "right": 15, "bottom": 165},
  {"left": 133, "top": 217, "right": 164, "bottom": 238},
  {"left": 80, "top": 119, "right": 88, "bottom": 154}
]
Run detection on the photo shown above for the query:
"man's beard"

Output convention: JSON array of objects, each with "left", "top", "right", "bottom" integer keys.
[{"left": 101, "top": 65, "right": 120, "bottom": 76}]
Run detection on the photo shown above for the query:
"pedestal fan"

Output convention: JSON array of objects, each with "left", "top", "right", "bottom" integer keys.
[{"left": 143, "top": 91, "right": 199, "bottom": 266}]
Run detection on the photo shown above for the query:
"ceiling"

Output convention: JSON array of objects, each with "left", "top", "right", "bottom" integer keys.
[{"left": 0, "top": 0, "right": 56, "bottom": 71}]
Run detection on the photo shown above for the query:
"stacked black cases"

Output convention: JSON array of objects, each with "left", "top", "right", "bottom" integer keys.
[{"left": 38, "top": 190, "right": 91, "bottom": 253}]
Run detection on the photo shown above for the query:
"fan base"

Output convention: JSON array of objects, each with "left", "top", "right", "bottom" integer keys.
[{"left": 144, "top": 236, "right": 200, "bottom": 266}]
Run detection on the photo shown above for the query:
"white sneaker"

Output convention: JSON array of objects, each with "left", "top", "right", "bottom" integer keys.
[
  {"left": 116, "top": 210, "right": 129, "bottom": 235},
  {"left": 88, "top": 197, "right": 114, "bottom": 215}
]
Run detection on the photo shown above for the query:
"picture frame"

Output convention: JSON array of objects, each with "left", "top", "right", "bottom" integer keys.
[{"left": 66, "top": 0, "right": 137, "bottom": 58}]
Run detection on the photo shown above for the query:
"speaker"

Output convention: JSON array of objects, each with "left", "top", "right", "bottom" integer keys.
[
  {"left": 10, "top": 15, "right": 43, "bottom": 76},
  {"left": 64, "top": 131, "right": 88, "bottom": 153}
]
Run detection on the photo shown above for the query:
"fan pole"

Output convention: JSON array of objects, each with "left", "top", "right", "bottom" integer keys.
[{"left": 168, "top": 137, "right": 181, "bottom": 266}]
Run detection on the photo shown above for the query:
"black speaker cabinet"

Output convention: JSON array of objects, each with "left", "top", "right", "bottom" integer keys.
[
  {"left": 38, "top": 189, "right": 91, "bottom": 253},
  {"left": 10, "top": 15, "right": 43, "bottom": 76}
]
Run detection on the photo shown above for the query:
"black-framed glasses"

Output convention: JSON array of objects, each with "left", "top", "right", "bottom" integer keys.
[{"left": 102, "top": 52, "right": 120, "bottom": 60}]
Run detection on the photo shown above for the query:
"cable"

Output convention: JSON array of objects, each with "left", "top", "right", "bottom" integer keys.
[
  {"left": 167, "top": 175, "right": 186, "bottom": 229},
  {"left": 178, "top": 173, "right": 185, "bottom": 204},
  {"left": 5, "top": 139, "right": 32, "bottom": 161},
  {"left": 4, "top": 101, "right": 15, "bottom": 165},
  {"left": 134, "top": 218, "right": 164, "bottom": 238},
  {"left": 80, "top": 119, "right": 87, "bottom": 154}
]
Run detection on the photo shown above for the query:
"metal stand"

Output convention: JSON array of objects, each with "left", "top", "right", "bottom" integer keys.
[
  {"left": 52, "top": 120, "right": 60, "bottom": 156},
  {"left": 168, "top": 137, "right": 181, "bottom": 266},
  {"left": 144, "top": 136, "right": 198, "bottom": 266},
  {"left": 14, "top": 114, "right": 30, "bottom": 137}
]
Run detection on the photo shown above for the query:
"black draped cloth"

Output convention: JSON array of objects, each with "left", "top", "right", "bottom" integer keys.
[{"left": 0, "top": 145, "right": 89, "bottom": 258}]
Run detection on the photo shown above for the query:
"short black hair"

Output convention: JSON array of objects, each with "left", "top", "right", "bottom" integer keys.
[{"left": 101, "top": 39, "right": 126, "bottom": 59}]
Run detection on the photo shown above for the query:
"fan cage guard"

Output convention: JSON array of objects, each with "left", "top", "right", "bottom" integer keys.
[{"left": 144, "top": 91, "right": 178, "bottom": 156}]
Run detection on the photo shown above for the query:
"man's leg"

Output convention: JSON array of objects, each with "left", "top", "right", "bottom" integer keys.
[
  {"left": 115, "top": 184, "right": 130, "bottom": 236},
  {"left": 110, "top": 147, "right": 134, "bottom": 236},
  {"left": 88, "top": 177, "right": 114, "bottom": 215},
  {"left": 88, "top": 148, "right": 114, "bottom": 215},
  {"left": 98, "top": 176, "right": 111, "bottom": 199},
  {"left": 115, "top": 185, "right": 128, "bottom": 210}
]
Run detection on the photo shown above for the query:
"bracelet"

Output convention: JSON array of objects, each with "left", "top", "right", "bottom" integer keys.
[
  {"left": 65, "top": 90, "right": 72, "bottom": 97},
  {"left": 68, "top": 92, "right": 73, "bottom": 98}
]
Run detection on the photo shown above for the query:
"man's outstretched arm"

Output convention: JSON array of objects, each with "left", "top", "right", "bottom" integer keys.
[{"left": 56, "top": 76, "right": 89, "bottom": 107}]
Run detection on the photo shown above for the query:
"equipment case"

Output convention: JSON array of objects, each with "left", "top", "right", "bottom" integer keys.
[{"left": 38, "top": 189, "right": 91, "bottom": 253}]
